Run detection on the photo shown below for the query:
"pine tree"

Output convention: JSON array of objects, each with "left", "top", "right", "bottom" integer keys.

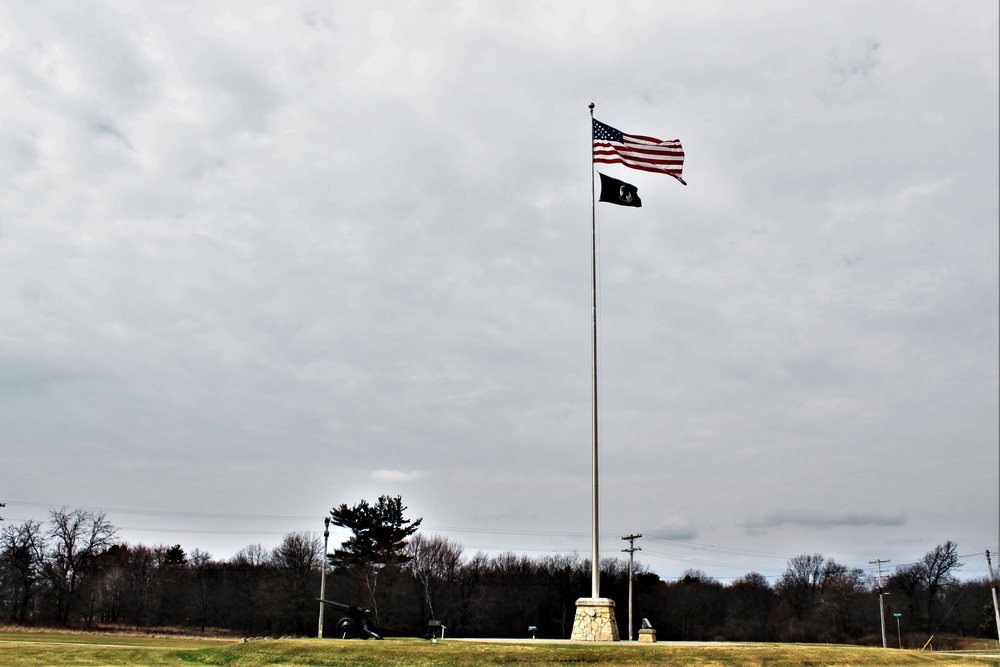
[
  {"left": 329, "top": 495, "right": 423, "bottom": 571},
  {"left": 328, "top": 495, "right": 422, "bottom": 626}
]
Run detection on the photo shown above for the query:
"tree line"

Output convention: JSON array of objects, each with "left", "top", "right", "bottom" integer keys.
[{"left": 1, "top": 502, "right": 996, "bottom": 646}]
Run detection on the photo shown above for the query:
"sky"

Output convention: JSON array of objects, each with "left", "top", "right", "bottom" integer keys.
[{"left": 1, "top": 0, "right": 997, "bottom": 585}]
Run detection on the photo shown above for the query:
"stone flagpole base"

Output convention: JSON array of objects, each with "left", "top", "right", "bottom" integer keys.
[{"left": 570, "top": 598, "right": 620, "bottom": 641}]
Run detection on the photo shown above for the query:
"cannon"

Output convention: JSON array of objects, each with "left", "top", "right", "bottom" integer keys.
[{"left": 318, "top": 598, "right": 383, "bottom": 639}]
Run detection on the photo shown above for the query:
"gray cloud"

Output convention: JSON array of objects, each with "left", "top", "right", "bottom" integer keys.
[
  {"left": 0, "top": 0, "right": 995, "bottom": 580},
  {"left": 741, "top": 511, "right": 907, "bottom": 535}
]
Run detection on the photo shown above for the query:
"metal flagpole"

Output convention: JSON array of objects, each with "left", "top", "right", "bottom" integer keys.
[
  {"left": 571, "top": 103, "right": 621, "bottom": 641},
  {"left": 588, "top": 101, "right": 600, "bottom": 600}
]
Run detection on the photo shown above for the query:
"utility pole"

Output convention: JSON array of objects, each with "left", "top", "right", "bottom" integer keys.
[
  {"left": 622, "top": 534, "right": 642, "bottom": 641},
  {"left": 318, "top": 516, "right": 330, "bottom": 638},
  {"left": 871, "top": 559, "right": 890, "bottom": 649},
  {"left": 986, "top": 550, "right": 1000, "bottom": 650}
]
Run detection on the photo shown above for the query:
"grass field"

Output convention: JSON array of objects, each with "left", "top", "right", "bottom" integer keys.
[{"left": 0, "top": 630, "right": 997, "bottom": 667}]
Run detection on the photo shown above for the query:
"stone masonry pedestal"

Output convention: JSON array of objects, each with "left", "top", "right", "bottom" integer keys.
[{"left": 570, "top": 598, "right": 620, "bottom": 641}]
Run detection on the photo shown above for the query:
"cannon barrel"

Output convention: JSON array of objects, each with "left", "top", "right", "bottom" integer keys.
[{"left": 317, "top": 598, "right": 370, "bottom": 615}]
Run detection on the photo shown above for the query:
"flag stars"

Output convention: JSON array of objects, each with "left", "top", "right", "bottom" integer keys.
[{"left": 593, "top": 119, "right": 624, "bottom": 143}]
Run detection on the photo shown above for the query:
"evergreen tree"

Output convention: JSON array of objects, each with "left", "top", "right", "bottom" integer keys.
[
  {"left": 329, "top": 495, "right": 422, "bottom": 571},
  {"left": 328, "top": 495, "right": 422, "bottom": 627}
]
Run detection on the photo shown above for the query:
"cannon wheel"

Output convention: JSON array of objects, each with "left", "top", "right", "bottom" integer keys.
[{"left": 336, "top": 616, "right": 356, "bottom": 639}]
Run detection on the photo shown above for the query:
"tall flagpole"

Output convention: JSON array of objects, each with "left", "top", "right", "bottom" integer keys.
[
  {"left": 588, "top": 101, "right": 600, "bottom": 599},
  {"left": 572, "top": 102, "right": 619, "bottom": 641}
]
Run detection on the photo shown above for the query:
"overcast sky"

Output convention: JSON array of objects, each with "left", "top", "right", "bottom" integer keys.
[{"left": 2, "top": 1, "right": 997, "bottom": 584}]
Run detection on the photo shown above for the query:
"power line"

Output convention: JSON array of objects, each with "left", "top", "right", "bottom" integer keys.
[
  {"left": 8, "top": 499, "right": 990, "bottom": 581},
  {"left": 644, "top": 534, "right": 801, "bottom": 560},
  {"left": 7, "top": 500, "right": 310, "bottom": 521}
]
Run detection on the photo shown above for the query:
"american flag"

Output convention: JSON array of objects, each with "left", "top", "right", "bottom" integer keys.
[{"left": 593, "top": 118, "right": 686, "bottom": 185}]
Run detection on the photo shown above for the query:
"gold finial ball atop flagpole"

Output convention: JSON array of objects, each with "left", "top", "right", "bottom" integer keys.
[{"left": 588, "top": 102, "right": 595, "bottom": 109}]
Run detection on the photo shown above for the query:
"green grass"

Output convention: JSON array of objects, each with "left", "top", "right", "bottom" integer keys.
[{"left": 0, "top": 631, "right": 996, "bottom": 667}]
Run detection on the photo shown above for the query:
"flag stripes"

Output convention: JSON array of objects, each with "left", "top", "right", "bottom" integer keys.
[{"left": 593, "top": 118, "right": 686, "bottom": 185}]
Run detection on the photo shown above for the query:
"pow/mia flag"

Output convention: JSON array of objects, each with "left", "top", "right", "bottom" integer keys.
[{"left": 598, "top": 173, "right": 642, "bottom": 207}]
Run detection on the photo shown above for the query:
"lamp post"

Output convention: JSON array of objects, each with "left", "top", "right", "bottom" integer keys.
[
  {"left": 893, "top": 613, "right": 902, "bottom": 649},
  {"left": 318, "top": 516, "right": 330, "bottom": 638}
]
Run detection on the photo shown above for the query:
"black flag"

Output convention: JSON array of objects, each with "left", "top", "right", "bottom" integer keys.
[{"left": 598, "top": 173, "right": 642, "bottom": 207}]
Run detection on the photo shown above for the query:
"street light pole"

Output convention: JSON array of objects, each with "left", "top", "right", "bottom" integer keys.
[{"left": 318, "top": 516, "right": 330, "bottom": 638}]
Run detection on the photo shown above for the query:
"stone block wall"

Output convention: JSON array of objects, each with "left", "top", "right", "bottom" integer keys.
[{"left": 570, "top": 598, "right": 620, "bottom": 641}]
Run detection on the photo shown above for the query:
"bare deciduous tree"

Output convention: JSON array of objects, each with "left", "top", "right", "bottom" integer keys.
[
  {"left": 406, "top": 533, "right": 463, "bottom": 621},
  {"left": 272, "top": 532, "right": 322, "bottom": 635},
  {"left": 921, "top": 541, "right": 963, "bottom": 627},
  {"left": 229, "top": 544, "right": 272, "bottom": 635},
  {"left": 189, "top": 549, "right": 215, "bottom": 633},
  {"left": 44, "top": 508, "right": 117, "bottom": 624},
  {"left": 0, "top": 520, "right": 46, "bottom": 622}
]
